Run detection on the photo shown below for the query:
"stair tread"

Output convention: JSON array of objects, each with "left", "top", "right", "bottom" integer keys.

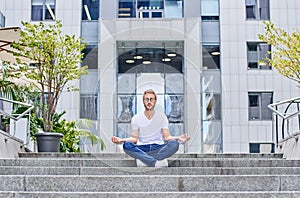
[
  {"left": 1, "top": 191, "right": 299, "bottom": 198},
  {"left": 0, "top": 153, "right": 299, "bottom": 195},
  {"left": 0, "top": 166, "right": 300, "bottom": 175}
]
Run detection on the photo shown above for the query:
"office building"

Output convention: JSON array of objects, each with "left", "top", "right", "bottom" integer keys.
[{"left": 1, "top": 0, "right": 299, "bottom": 153}]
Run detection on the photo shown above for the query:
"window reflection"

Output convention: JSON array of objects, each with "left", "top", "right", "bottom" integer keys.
[
  {"left": 82, "top": 0, "right": 99, "bottom": 20},
  {"left": 202, "top": 120, "right": 222, "bottom": 153},
  {"left": 80, "top": 94, "right": 98, "bottom": 120},
  {"left": 119, "top": 0, "right": 136, "bottom": 18},
  {"left": 118, "top": 95, "right": 135, "bottom": 123},
  {"left": 118, "top": 0, "right": 183, "bottom": 18},
  {"left": 82, "top": 44, "right": 98, "bottom": 69},
  {"left": 248, "top": 92, "right": 273, "bottom": 120},
  {"left": 202, "top": 45, "right": 220, "bottom": 69},
  {"left": 247, "top": 42, "right": 271, "bottom": 69},
  {"left": 32, "top": 0, "right": 56, "bottom": 21},
  {"left": 202, "top": 93, "right": 221, "bottom": 121},
  {"left": 245, "top": 0, "right": 270, "bottom": 20},
  {"left": 166, "top": 95, "right": 183, "bottom": 123},
  {"left": 80, "top": 69, "right": 99, "bottom": 120}
]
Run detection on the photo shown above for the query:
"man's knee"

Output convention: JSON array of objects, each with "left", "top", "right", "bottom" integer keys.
[
  {"left": 123, "top": 141, "right": 134, "bottom": 151},
  {"left": 169, "top": 140, "right": 179, "bottom": 151}
]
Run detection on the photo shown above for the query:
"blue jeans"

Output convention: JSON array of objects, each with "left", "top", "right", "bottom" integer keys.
[{"left": 123, "top": 140, "right": 179, "bottom": 167}]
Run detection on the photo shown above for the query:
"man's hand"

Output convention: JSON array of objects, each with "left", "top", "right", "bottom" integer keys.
[
  {"left": 178, "top": 134, "right": 190, "bottom": 143},
  {"left": 111, "top": 136, "right": 122, "bottom": 144}
]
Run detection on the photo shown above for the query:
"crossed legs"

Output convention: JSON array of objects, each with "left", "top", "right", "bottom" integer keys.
[{"left": 123, "top": 140, "right": 179, "bottom": 167}]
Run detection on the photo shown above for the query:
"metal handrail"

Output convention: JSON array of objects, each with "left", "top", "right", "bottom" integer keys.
[
  {"left": 268, "top": 96, "right": 300, "bottom": 145},
  {"left": 0, "top": 97, "right": 33, "bottom": 146}
]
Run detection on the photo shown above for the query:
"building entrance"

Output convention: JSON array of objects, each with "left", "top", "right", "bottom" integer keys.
[{"left": 116, "top": 41, "right": 184, "bottom": 139}]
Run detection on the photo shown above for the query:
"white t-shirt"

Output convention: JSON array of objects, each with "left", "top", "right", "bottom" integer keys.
[{"left": 131, "top": 111, "right": 169, "bottom": 145}]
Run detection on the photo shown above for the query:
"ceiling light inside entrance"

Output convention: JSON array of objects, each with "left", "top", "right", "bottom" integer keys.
[
  {"left": 162, "top": 58, "right": 171, "bottom": 62},
  {"left": 134, "top": 55, "right": 143, "bottom": 59},
  {"left": 167, "top": 52, "right": 176, "bottom": 57},
  {"left": 126, "top": 59, "right": 134, "bottom": 64},
  {"left": 142, "top": 60, "right": 151, "bottom": 64}
]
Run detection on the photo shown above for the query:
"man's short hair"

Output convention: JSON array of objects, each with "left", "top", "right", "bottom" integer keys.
[{"left": 143, "top": 89, "right": 157, "bottom": 100}]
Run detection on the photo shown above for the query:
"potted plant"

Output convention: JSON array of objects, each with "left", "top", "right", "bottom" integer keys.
[
  {"left": 8, "top": 20, "right": 89, "bottom": 152},
  {"left": 30, "top": 111, "right": 105, "bottom": 152}
]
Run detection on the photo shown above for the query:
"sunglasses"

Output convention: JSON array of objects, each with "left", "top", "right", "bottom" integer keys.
[{"left": 143, "top": 98, "right": 156, "bottom": 102}]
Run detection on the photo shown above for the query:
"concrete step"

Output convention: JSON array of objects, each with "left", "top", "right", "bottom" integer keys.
[
  {"left": 1, "top": 166, "right": 300, "bottom": 176},
  {"left": 18, "top": 152, "right": 284, "bottom": 159},
  {"left": 0, "top": 158, "right": 135, "bottom": 167},
  {"left": 168, "top": 158, "right": 300, "bottom": 167},
  {"left": 0, "top": 153, "right": 299, "bottom": 196},
  {"left": 0, "top": 191, "right": 299, "bottom": 198},
  {"left": 0, "top": 175, "right": 299, "bottom": 192},
  {"left": 0, "top": 157, "right": 299, "bottom": 168}
]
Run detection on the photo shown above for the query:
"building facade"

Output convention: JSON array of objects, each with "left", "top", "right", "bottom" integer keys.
[{"left": 1, "top": 0, "right": 300, "bottom": 153}]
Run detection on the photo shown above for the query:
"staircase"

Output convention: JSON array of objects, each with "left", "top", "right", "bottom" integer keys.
[{"left": 0, "top": 153, "right": 300, "bottom": 197}]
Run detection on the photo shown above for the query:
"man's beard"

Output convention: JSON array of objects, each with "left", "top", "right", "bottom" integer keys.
[{"left": 144, "top": 103, "right": 155, "bottom": 110}]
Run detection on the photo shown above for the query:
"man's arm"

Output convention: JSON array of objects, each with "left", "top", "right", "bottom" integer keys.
[
  {"left": 111, "top": 129, "right": 139, "bottom": 144},
  {"left": 162, "top": 128, "right": 190, "bottom": 143}
]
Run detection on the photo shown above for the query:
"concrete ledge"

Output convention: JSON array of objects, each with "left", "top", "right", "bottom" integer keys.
[
  {"left": 1, "top": 166, "right": 300, "bottom": 176},
  {"left": 168, "top": 158, "right": 300, "bottom": 167},
  {"left": 0, "top": 131, "right": 25, "bottom": 159},
  {"left": 18, "top": 152, "right": 284, "bottom": 159},
  {"left": 0, "top": 191, "right": 299, "bottom": 198},
  {"left": 1, "top": 158, "right": 300, "bottom": 167},
  {"left": 0, "top": 175, "right": 299, "bottom": 192},
  {"left": 278, "top": 132, "right": 300, "bottom": 159}
]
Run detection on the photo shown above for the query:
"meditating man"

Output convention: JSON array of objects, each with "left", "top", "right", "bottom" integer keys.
[{"left": 112, "top": 89, "right": 190, "bottom": 167}]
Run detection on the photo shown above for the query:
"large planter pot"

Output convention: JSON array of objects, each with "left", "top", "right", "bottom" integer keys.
[{"left": 34, "top": 132, "right": 64, "bottom": 152}]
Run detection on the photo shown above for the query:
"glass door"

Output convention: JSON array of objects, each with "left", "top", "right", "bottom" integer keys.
[{"left": 116, "top": 41, "right": 184, "bottom": 138}]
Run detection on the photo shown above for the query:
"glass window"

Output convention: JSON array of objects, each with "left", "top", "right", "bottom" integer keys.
[
  {"left": 118, "top": 0, "right": 136, "bottom": 18},
  {"left": 116, "top": 41, "right": 184, "bottom": 137},
  {"left": 247, "top": 42, "right": 271, "bottom": 69},
  {"left": 31, "top": 0, "right": 55, "bottom": 21},
  {"left": 202, "top": 70, "right": 221, "bottom": 93},
  {"left": 137, "top": 0, "right": 164, "bottom": 18},
  {"left": 118, "top": 0, "right": 183, "bottom": 18},
  {"left": 248, "top": 92, "right": 273, "bottom": 120},
  {"left": 202, "top": 21, "right": 220, "bottom": 43},
  {"left": 201, "top": 0, "right": 219, "bottom": 17},
  {"left": 80, "top": 94, "right": 98, "bottom": 120},
  {"left": 165, "top": 95, "right": 184, "bottom": 123},
  {"left": 202, "top": 93, "right": 221, "bottom": 121},
  {"left": 202, "top": 120, "right": 222, "bottom": 152},
  {"left": 165, "top": 0, "right": 183, "bottom": 18},
  {"left": 117, "top": 41, "right": 183, "bottom": 73},
  {"left": 80, "top": 69, "right": 99, "bottom": 120},
  {"left": 80, "top": 44, "right": 98, "bottom": 120},
  {"left": 166, "top": 73, "right": 183, "bottom": 94},
  {"left": 82, "top": 44, "right": 98, "bottom": 69},
  {"left": 82, "top": 0, "right": 99, "bottom": 20},
  {"left": 137, "top": 0, "right": 164, "bottom": 10},
  {"left": 202, "top": 45, "right": 220, "bottom": 70},
  {"left": 117, "top": 95, "right": 135, "bottom": 123},
  {"left": 245, "top": 0, "right": 269, "bottom": 20},
  {"left": 250, "top": 143, "right": 274, "bottom": 153}
]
